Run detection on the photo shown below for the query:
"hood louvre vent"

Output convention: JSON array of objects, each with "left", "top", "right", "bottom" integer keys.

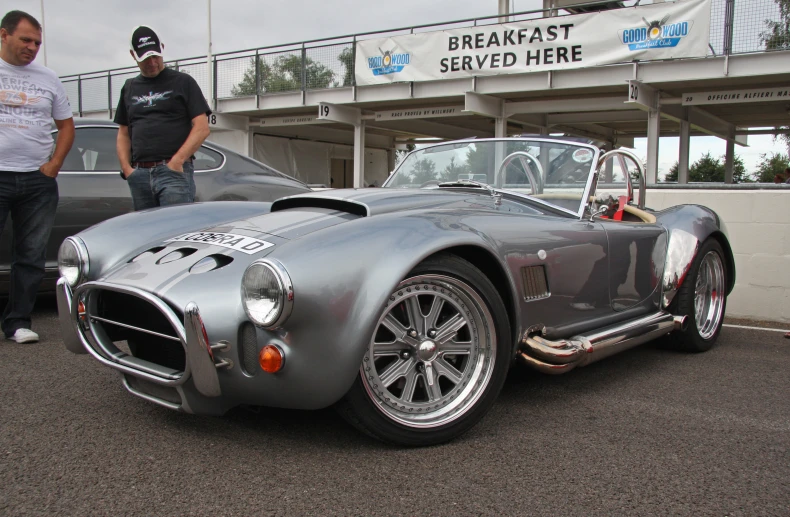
[
  {"left": 271, "top": 197, "right": 368, "bottom": 217},
  {"left": 521, "top": 265, "right": 550, "bottom": 301}
]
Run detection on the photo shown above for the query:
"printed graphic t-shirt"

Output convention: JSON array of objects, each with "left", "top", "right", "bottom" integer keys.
[
  {"left": 114, "top": 68, "right": 211, "bottom": 162},
  {"left": 0, "top": 58, "right": 73, "bottom": 172}
]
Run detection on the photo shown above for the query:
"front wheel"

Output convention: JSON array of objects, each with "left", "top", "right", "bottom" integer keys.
[
  {"left": 665, "top": 238, "right": 728, "bottom": 352},
  {"left": 336, "top": 254, "right": 511, "bottom": 446}
]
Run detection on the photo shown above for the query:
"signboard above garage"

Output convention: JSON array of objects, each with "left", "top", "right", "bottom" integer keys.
[
  {"left": 682, "top": 87, "right": 790, "bottom": 106},
  {"left": 354, "top": 0, "right": 711, "bottom": 86}
]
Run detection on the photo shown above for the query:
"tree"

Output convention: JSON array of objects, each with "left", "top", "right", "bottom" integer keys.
[
  {"left": 408, "top": 157, "right": 437, "bottom": 185},
  {"left": 761, "top": 1, "right": 790, "bottom": 152},
  {"left": 761, "top": 0, "right": 790, "bottom": 50},
  {"left": 231, "top": 55, "right": 335, "bottom": 96},
  {"left": 394, "top": 143, "right": 416, "bottom": 169},
  {"left": 754, "top": 152, "right": 790, "bottom": 182},
  {"left": 443, "top": 155, "right": 470, "bottom": 180},
  {"left": 338, "top": 47, "right": 354, "bottom": 87},
  {"left": 664, "top": 152, "right": 752, "bottom": 183}
]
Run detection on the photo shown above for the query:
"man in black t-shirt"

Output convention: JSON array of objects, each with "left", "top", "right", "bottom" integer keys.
[{"left": 114, "top": 26, "right": 211, "bottom": 210}]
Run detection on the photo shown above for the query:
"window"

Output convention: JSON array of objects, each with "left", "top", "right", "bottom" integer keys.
[
  {"left": 194, "top": 146, "right": 224, "bottom": 171},
  {"left": 57, "top": 127, "right": 120, "bottom": 172}
]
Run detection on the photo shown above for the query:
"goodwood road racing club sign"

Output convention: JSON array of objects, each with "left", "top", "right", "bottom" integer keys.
[{"left": 354, "top": 0, "right": 711, "bottom": 85}]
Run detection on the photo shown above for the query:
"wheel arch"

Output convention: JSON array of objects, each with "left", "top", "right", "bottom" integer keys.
[
  {"left": 424, "top": 245, "right": 519, "bottom": 355},
  {"left": 709, "top": 230, "right": 736, "bottom": 295}
]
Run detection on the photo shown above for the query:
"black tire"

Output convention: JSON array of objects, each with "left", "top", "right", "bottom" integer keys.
[
  {"left": 664, "top": 238, "right": 728, "bottom": 353},
  {"left": 336, "top": 253, "right": 511, "bottom": 446}
]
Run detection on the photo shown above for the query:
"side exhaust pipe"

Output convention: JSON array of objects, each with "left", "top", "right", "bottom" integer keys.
[{"left": 518, "top": 311, "right": 678, "bottom": 375}]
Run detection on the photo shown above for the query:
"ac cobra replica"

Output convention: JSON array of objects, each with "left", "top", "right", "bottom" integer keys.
[{"left": 57, "top": 138, "right": 734, "bottom": 446}]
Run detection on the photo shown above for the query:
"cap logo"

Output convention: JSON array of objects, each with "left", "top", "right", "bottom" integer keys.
[{"left": 138, "top": 36, "right": 151, "bottom": 43}]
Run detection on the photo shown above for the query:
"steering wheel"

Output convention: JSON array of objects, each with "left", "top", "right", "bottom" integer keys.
[
  {"left": 419, "top": 180, "right": 442, "bottom": 188},
  {"left": 496, "top": 152, "right": 544, "bottom": 195}
]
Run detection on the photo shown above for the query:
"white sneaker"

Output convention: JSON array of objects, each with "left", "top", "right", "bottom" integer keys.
[{"left": 8, "top": 328, "right": 39, "bottom": 343}]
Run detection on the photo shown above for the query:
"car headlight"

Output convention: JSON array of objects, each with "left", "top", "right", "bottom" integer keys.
[
  {"left": 58, "top": 237, "right": 89, "bottom": 287},
  {"left": 241, "top": 259, "right": 293, "bottom": 328}
]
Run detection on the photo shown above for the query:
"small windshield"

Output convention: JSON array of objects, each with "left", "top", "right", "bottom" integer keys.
[{"left": 384, "top": 139, "right": 598, "bottom": 214}]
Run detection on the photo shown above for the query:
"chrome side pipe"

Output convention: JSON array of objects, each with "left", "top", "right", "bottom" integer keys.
[{"left": 518, "top": 311, "right": 678, "bottom": 375}]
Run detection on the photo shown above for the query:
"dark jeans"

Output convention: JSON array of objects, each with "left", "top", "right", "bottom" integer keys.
[
  {"left": 0, "top": 170, "right": 59, "bottom": 337},
  {"left": 127, "top": 162, "right": 196, "bottom": 211}
]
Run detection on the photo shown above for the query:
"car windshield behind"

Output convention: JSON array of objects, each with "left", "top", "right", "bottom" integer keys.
[{"left": 385, "top": 139, "right": 598, "bottom": 214}]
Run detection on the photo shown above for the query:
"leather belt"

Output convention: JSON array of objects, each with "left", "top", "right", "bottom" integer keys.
[{"left": 132, "top": 158, "right": 193, "bottom": 168}]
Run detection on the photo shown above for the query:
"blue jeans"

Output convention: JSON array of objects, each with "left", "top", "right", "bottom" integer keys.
[
  {"left": 0, "top": 170, "right": 59, "bottom": 337},
  {"left": 127, "top": 161, "right": 195, "bottom": 211}
]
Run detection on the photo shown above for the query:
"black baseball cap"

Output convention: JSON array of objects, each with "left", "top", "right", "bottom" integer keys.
[{"left": 130, "top": 26, "right": 163, "bottom": 62}]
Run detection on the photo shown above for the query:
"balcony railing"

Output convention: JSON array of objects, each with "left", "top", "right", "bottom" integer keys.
[{"left": 59, "top": 0, "right": 785, "bottom": 116}]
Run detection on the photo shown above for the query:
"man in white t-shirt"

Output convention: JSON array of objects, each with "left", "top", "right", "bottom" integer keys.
[{"left": 0, "top": 10, "right": 74, "bottom": 343}]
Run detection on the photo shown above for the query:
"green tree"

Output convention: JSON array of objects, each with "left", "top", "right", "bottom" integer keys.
[
  {"left": 231, "top": 55, "right": 335, "bottom": 96},
  {"left": 443, "top": 155, "right": 470, "bottom": 180},
  {"left": 338, "top": 47, "right": 354, "bottom": 87},
  {"left": 754, "top": 152, "right": 790, "bottom": 182},
  {"left": 761, "top": 1, "right": 790, "bottom": 151},
  {"left": 664, "top": 152, "right": 752, "bottom": 183},
  {"left": 761, "top": 0, "right": 790, "bottom": 50},
  {"left": 408, "top": 157, "right": 437, "bottom": 185}
]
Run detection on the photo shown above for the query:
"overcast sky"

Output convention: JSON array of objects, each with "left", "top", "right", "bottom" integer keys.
[{"left": 8, "top": 0, "right": 784, "bottom": 178}]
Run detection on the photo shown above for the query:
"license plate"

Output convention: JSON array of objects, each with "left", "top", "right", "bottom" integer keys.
[{"left": 165, "top": 232, "right": 274, "bottom": 254}]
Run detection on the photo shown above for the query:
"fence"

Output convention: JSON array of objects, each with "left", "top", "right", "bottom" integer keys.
[{"left": 59, "top": 0, "right": 785, "bottom": 116}]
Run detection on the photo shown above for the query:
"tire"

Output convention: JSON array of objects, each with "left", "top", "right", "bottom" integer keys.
[
  {"left": 336, "top": 253, "right": 511, "bottom": 446},
  {"left": 665, "top": 238, "right": 728, "bottom": 353}
]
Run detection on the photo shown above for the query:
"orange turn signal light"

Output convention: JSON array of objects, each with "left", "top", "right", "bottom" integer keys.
[
  {"left": 77, "top": 301, "right": 86, "bottom": 320},
  {"left": 259, "top": 344, "right": 284, "bottom": 373}
]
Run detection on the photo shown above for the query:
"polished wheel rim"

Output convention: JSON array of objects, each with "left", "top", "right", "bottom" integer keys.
[
  {"left": 361, "top": 274, "right": 496, "bottom": 428},
  {"left": 694, "top": 251, "right": 725, "bottom": 340}
]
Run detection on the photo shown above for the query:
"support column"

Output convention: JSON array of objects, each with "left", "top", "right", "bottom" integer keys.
[
  {"left": 354, "top": 121, "right": 366, "bottom": 188},
  {"left": 464, "top": 92, "right": 506, "bottom": 138},
  {"left": 724, "top": 136, "right": 735, "bottom": 184},
  {"left": 494, "top": 117, "right": 506, "bottom": 138},
  {"left": 386, "top": 149, "right": 396, "bottom": 175},
  {"left": 646, "top": 109, "right": 661, "bottom": 184},
  {"left": 678, "top": 119, "right": 690, "bottom": 184},
  {"left": 539, "top": 125, "right": 550, "bottom": 182},
  {"left": 318, "top": 102, "right": 365, "bottom": 188}
]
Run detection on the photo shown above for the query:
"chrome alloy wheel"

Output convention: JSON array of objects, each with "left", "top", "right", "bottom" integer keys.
[
  {"left": 361, "top": 274, "right": 497, "bottom": 428},
  {"left": 694, "top": 250, "right": 726, "bottom": 340}
]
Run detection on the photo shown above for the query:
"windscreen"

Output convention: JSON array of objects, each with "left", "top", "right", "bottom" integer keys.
[{"left": 385, "top": 139, "right": 597, "bottom": 213}]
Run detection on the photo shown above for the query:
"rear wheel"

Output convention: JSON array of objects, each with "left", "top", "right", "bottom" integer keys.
[
  {"left": 666, "top": 239, "right": 728, "bottom": 352},
  {"left": 337, "top": 254, "right": 511, "bottom": 446}
]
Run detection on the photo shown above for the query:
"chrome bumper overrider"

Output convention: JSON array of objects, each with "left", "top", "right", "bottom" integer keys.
[{"left": 57, "top": 278, "right": 226, "bottom": 402}]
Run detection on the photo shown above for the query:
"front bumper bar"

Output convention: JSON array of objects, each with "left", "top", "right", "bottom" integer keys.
[{"left": 56, "top": 278, "right": 224, "bottom": 399}]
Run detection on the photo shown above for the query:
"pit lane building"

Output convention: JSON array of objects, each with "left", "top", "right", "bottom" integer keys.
[{"left": 61, "top": 0, "right": 790, "bottom": 322}]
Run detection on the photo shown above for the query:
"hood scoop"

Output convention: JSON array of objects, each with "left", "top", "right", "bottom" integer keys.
[{"left": 271, "top": 196, "right": 368, "bottom": 217}]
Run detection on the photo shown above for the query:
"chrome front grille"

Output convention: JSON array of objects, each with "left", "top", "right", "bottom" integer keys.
[
  {"left": 239, "top": 322, "right": 259, "bottom": 375},
  {"left": 75, "top": 283, "right": 190, "bottom": 383}
]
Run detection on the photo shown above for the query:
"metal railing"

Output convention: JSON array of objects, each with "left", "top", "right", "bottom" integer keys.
[{"left": 60, "top": 0, "right": 785, "bottom": 116}]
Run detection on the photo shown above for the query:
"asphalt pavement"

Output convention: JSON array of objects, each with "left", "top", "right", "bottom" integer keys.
[{"left": 1, "top": 297, "right": 788, "bottom": 516}]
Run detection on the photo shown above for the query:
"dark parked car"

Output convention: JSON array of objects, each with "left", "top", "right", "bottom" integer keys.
[
  {"left": 56, "top": 137, "right": 734, "bottom": 446},
  {"left": 0, "top": 119, "right": 310, "bottom": 294}
]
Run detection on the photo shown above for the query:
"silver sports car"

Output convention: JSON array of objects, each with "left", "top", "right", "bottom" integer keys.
[{"left": 57, "top": 137, "right": 734, "bottom": 446}]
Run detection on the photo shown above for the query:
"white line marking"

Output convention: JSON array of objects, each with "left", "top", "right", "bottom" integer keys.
[{"left": 723, "top": 324, "right": 789, "bottom": 334}]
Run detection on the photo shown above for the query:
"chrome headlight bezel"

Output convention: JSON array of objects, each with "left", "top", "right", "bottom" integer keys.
[
  {"left": 58, "top": 236, "right": 90, "bottom": 287},
  {"left": 241, "top": 259, "right": 293, "bottom": 329}
]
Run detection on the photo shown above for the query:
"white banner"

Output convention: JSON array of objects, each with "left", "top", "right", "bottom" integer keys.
[{"left": 355, "top": 0, "right": 711, "bottom": 86}]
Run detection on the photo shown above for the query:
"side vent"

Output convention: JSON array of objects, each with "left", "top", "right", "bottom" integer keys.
[
  {"left": 239, "top": 322, "right": 259, "bottom": 375},
  {"left": 521, "top": 265, "right": 550, "bottom": 301}
]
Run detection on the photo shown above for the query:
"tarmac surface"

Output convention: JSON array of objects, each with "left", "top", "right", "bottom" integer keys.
[{"left": 1, "top": 297, "right": 789, "bottom": 516}]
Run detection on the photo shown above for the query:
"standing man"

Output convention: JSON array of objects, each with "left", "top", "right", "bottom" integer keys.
[
  {"left": 115, "top": 26, "right": 211, "bottom": 210},
  {"left": 0, "top": 10, "right": 74, "bottom": 343}
]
